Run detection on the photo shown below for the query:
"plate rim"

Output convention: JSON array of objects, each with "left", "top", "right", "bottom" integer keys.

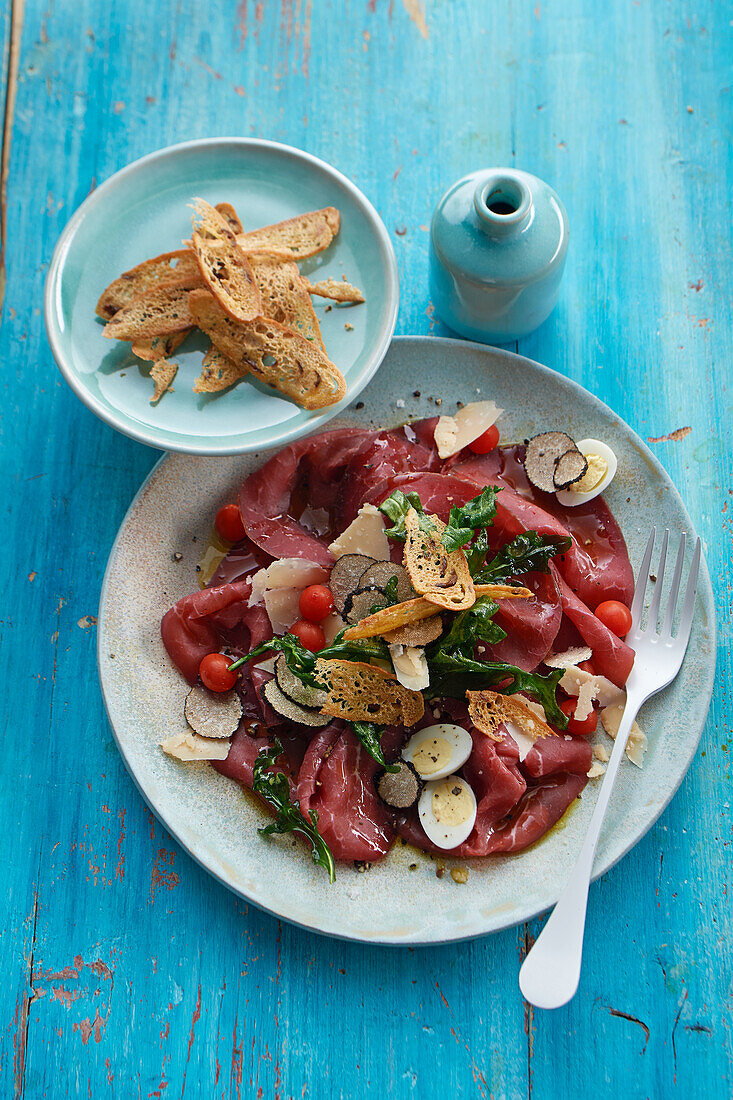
[
  {"left": 44, "top": 136, "right": 399, "bottom": 456},
  {"left": 97, "top": 334, "right": 716, "bottom": 945}
]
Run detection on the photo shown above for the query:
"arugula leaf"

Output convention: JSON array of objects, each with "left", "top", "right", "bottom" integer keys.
[
  {"left": 378, "top": 489, "right": 434, "bottom": 540},
  {"left": 436, "top": 595, "right": 507, "bottom": 652},
  {"left": 350, "top": 721, "right": 399, "bottom": 771},
  {"left": 441, "top": 487, "right": 500, "bottom": 553},
  {"left": 425, "top": 649, "right": 566, "bottom": 727},
  {"left": 464, "top": 526, "right": 489, "bottom": 576},
  {"left": 234, "top": 630, "right": 391, "bottom": 687},
  {"left": 252, "top": 738, "right": 336, "bottom": 882},
  {"left": 473, "top": 531, "right": 572, "bottom": 585}
]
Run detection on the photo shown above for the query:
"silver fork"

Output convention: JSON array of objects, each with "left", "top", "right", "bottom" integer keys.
[{"left": 519, "top": 528, "right": 701, "bottom": 1010}]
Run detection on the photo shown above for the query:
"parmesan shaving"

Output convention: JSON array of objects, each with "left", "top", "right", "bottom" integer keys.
[
  {"left": 544, "top": 646, "right": 593, "bottom": 669},
  {"left": 389, "top": 644, "right": 430, "bottom": 692},
  {"left": 587, "top": 761, "right": 606, "bottom": 779},
  {"left": 433, "top": 401, "right": 502, "bottom": 459},
  {"left": 328, "top": 503, "right": 390, "bottom": 561},
  {"left": 599, "top": 703, "right": 648, "bottom": 768},
  {"left": 161, "top": 731, "right": 231, "bottom": 762}
]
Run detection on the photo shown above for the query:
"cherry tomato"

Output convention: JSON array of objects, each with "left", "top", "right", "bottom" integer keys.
[
  {"left": 290, "top": 619, "right": 326, "bottom": 652},
  {"left": 579, "top": 659, "right": 597, "bottom": 675},
  {"left": 199, "top": 652, "right": 238, "bottom": 692},
  {"left": 215, "top": 503, "right": 246, "bottom": 543},
  {"left": 299, "top": 584, "right": 335, "bottom": 623},
  {"left": 595, "top": 599, "right": 633, "bottom": 638},
  {"left": 560, "top": 697, "right": 598, "bottom": 736},
  {"left": 468, "top": 424, "right": 500, "bottom": 455}
]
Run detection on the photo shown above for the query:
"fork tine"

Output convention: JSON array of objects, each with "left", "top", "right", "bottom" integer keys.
[
  {"left": 662, "top": 533, "right": 686, "bottom": 637},
  {"left": 675, "top": 537, "right": 701, "bottom": 642},
  {"left": 630, "top": 527, "right": 656, "bottom": 627},
  {"left": 646, "top": 529, "right": 669, "bottom": 632}
]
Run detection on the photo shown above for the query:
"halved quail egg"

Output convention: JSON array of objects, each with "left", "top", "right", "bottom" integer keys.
[
  {"left": 402, "top": 724, "right": 473, "bottom": 781},
  {"left": 418, "top": 776, "right": 477, "bottom": 849},
  {"left": 555, "top": 438, "right": 617, "bottom": 507}
]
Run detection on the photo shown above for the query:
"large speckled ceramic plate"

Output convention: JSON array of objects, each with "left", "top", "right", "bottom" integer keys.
[
  {"left": 98, "top": 336, "right": 715, "bottom": 944},
  {"left": 45, "top": 138, "right": 398, "bottom": 455}
]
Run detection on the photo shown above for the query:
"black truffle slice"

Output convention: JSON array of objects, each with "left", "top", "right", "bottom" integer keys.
[
  {"left": 553, "top": 448, "right": 589, "bottom": 490},
  {"left": 375, "top": 759, "right": 424, "bottom": 810},
  {"left": 524, "top": 431, "right": 578, "bottom": 493},
  {"left": 357, "top": 561, "right": 415, "bottom": 604},
  {"left": 328, "top": 554, "right": 376, "bottom": 615},
  {"left": 343, "top": 584, "right": 390, "bottom": 624},
  {"left": 275, "top": 654, "right": 329, "bottom": 709},
  {"left": 185, "top": 685, "right": 242, "bottom": 738},
  {"left": 263, "top": 680, "right": 332, "bottom": 727}
]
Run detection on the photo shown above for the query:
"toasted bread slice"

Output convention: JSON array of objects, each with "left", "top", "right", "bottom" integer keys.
[
  {"left": 467, "top": 689, "right": 558, "bottom": 744},
  {"left": 249, "top": 254, "right": 324, "bottom": 348},
  {"left": 404, "top": 510, "right": 475, "bottom": 611},
  {"left": 149, "top": 360, "right": 178, "bottom": 404},
  {"left": 132, "top": 330, "right": 190, "bottom": 361},
  {"left": 95, "top": 251, "right": 202, "bottom": 319},
  {"left": 193, "top": 344, "right": 248, "bottom": 393},
  {"left": 190, "top": 198, "right": 262, "bottom": 323},
  {"left": 214, "top": 202, "right": 244, "bottom": 234},
  {"left": 235, "top": 207, "right": 340, "bottom": 259},
  {"left": 305, "top": 276, "right": 365, "bottom": 303},
  {"left": 314, "top": 658, "right": 424, "bottom": 726},
  {"left": 103, "top": 284, "right": 197, "bottom": 341},
  {"left": 188, "top": 289, "right": 346, "bottom": 410}
]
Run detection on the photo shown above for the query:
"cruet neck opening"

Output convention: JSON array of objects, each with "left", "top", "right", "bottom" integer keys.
[{"left": 473, "top": 173, "right": 533, "bottom": 238}]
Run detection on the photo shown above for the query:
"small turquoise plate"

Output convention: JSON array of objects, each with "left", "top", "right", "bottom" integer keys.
[{"left": 44, "top": 138, "right": 398, "bottom": 455}]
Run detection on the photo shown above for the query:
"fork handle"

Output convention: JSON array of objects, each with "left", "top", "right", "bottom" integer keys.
[{"left": 518, "top": 692, "right": 643, "bottom": 1009}]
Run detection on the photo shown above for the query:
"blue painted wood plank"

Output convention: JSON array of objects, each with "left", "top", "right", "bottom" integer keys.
[{"left": 0, "top": 0, "right": 730, "bottom": 1097}]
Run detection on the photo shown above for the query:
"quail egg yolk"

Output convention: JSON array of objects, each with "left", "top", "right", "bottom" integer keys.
[
  {"left": 412, "top": 737, "right": 453, "bottom": 777},
  {"left": 431, "top": 779, "right": 474, "bottom": 826},
  {"left": 570, "top": 453, "right": 607, "bottom": 493}
]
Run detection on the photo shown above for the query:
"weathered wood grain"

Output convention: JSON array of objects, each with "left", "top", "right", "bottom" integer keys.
[{"left": 0, "top": 0, "right": 730, "bottom": 1097}]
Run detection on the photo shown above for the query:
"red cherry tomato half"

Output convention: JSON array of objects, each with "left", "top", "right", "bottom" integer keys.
[
  {"left": 560, "top": 697, "right": 598, "bottom": 736},
  {"left": 594, "top": 599, "right": 633, "bottom": 638},
  {"left": 468, "top": 424, "right": 500, "bottom": 455},
  {"left": 290, "top": 619, "right": 326, "bottom": 652},
  {"left": 199, "top": 652, "right": 238, "bottom": 692},
  {"left": 215, "top": 503, "right": 246, "bottom": 543},
  {"left": 299, "top": 584, "right": 335, "bottom": 623}
]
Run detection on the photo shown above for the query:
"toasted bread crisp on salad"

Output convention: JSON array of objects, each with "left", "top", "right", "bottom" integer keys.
[
  {"left": 467, "top": 689, "right": 558, "bottom": 744},
  {"left": 404, "top": 509, "right": 476, "bottom": 611},
  {"left": 95, "top": 197, "right": 362, "bottom": 406},
  {"left": 314, "top": 659, "right": 425, "bottom": 726}
]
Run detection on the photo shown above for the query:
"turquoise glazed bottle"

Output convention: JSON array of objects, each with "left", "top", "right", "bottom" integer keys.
[{"left": 429, "top": 168, "right": 569, "bottom": 344}]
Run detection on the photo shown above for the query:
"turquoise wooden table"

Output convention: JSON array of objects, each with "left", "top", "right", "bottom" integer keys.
[{"left": 2, "top": 1, "right": 730, "bottom": 1096}]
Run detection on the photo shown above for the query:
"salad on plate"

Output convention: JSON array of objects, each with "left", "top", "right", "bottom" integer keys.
[{"left": 159, "top": 402, "right": 645, "bottom": 882}]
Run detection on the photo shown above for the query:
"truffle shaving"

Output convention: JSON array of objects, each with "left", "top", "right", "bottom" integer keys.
[
  {"left": 524, "top": 432, "right": 578, "bottom": 493},
  {"left": 554, "top": 449, "right": 589, "bottom": 490},
  {"left": 184, "top": 685, "right": 242, "bottom": 739},
  {"left": 375, "top": 760, "right": 423, "bottom": 809}
]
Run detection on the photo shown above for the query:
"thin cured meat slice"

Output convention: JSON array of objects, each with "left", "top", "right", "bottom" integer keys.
[
  {"left": 485, "top": 570, "right": 562, "bottom": 671},
  {"left": 297, "top": 725, "right": 395, "bottom": 862},
  {"left": 212, "top": 725, "right": 274, "bottom": 789},
  {"left": 396, "top": 728, "right": 528, "bottom": 858},
  {"left": 552, "top": 566, "right": 634, "bottom": 687},
  {"left": 482, "top": 773, "right": 587, "bottom": 853},
  {"left": 363, "top": 470, "right": 481, "bottom": 523},
  {"left": 161, "top": 579, "right": 256, "bottom": 684},
  {"left": 238, "top": 435, "right": 339, "bottom": 567},
  {"left": 520, "top": 734, "right": 593, "bottom": 779},
  {"left": 334, "top": 429, "right": 441, "bottom": 525}
]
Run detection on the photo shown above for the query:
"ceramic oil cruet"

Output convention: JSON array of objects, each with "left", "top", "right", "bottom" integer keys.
[{"left": 429, "top": 168, "right": 569, "bottom": 344}]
